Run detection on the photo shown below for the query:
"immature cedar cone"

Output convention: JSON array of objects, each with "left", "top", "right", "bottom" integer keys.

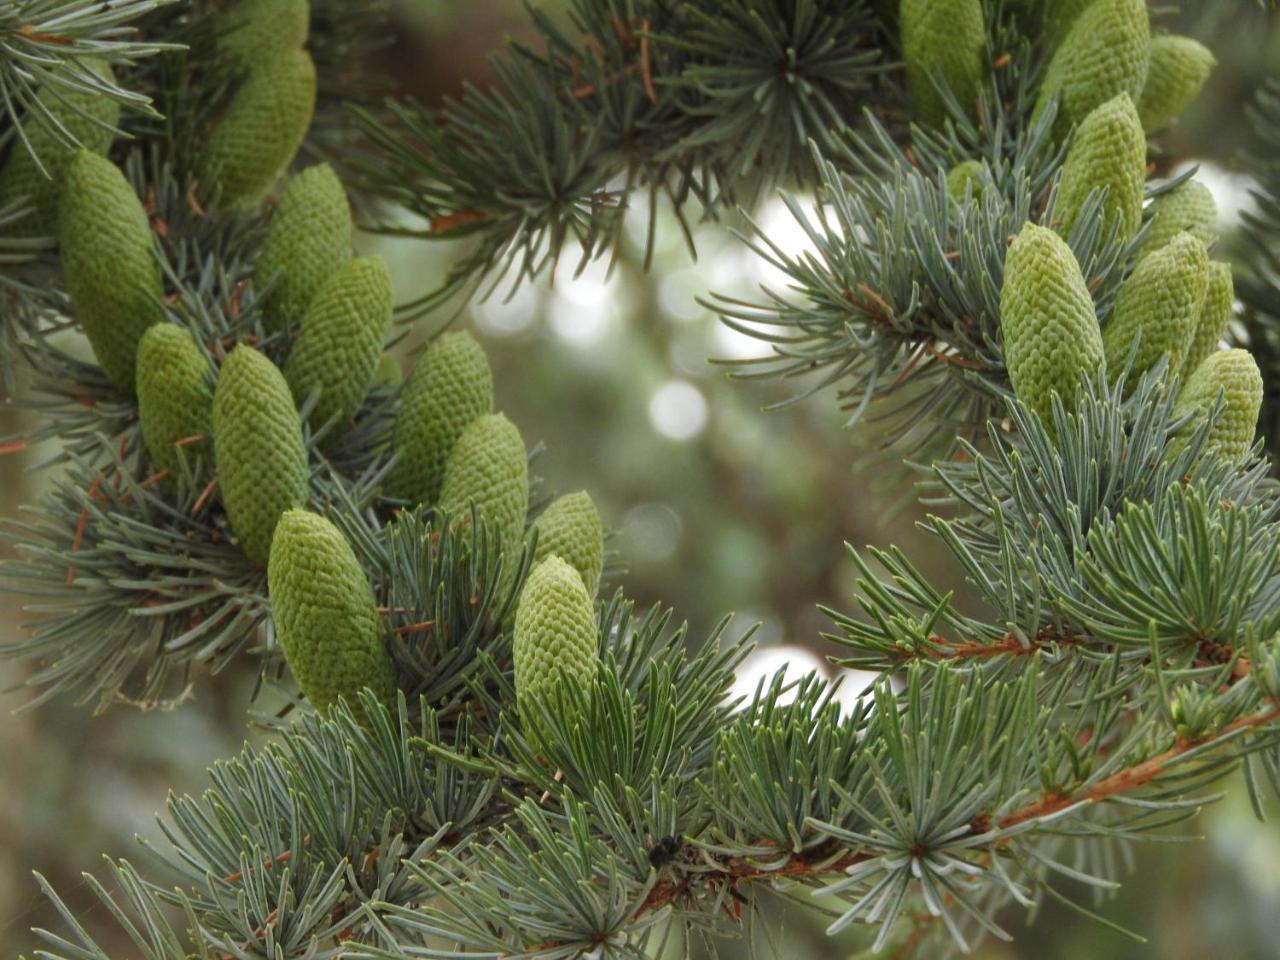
[
  {"left": 199, "top": 48, "right": 316, "bottom": 208},
  {"left": 0, "top": 58, "right": 119, "bottom": 236},
  {"left": 213, "top": 345, "right": 309, "bottom": 567},
  {"left": 268, "top": 509, "right": 396, "bottom": 717},
  {"left": 1034, "top": 0, "right": 1150, "bottom": 140},
  {"left": 59, "top": 151, "right": 165, "bottom": 393},
  {"left": 386, "top": 331, "right": 494, "bottom": 507},
  {"left": 255, "top": 164, "right": 352, "bottom": 332},
  {"left": 439, "top": 413, "right": 528, "bottom": 576},
  {"left": 1174, "top": 349, "right": 1263, "bottom": 463},
  {"left": 1181, "top": 261, "right": 1233, "bottom": 383},
  {"left": 135, "top": 325, "right": 213, "bottom": 478},
  {"left": 1000, "top": 223, "right": 1104, "bottom": 429},
  {"left": 1139, "top": 180, "right": 1217, "bottom": 259},
  {"left": 1138, "top": 35, "right": 1215, "bottom": 132},
  {"left": 532, "top": 491, "right": 604, "bottom": 598},
  {"left": 513, "top": 555, "right": 599, "bottom": 742},
  {"left": 1102, "top": 231, "right": 1208, "bottom": 384},
  {"left": 285, "top": 256, "right": 391, "bottom": 430},
  {"left": 900, "top": 0, "right": 986, "bottom": 127},
  {"left": 946, "top": 160, "right": 985, "bottom": 201},
  {"left": 1054, "top": 93, "right": 1145, "bottom": 243},
  {"left": 221, "top": 0, "right": 310, "bottom": 69}
]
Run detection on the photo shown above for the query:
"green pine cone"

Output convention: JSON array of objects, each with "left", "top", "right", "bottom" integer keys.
[
  {"left": 213, "top": 345, "right": 310, "bottom": 567},
  {"left": 532, "top": 491, "right": 605, "bottom": 598},
  {"left": 386, "top": 331, "right": 494, "bottom": 508},
  {"left": 513, "top": 555, "right": 599, "bottom": 742},
  {"left": 1034, "top": 0, "right": 1150, "bottom": 140},
  {"left": 199, "top": 48, "right": 316, "bottom": 209},
  {"left": 1174, "top": 348, "right": 1263, "bottom": 463},
  {"left": 945, "top": 160, "right": 985, "bottom": 201},
  {"left": 256, "top": 163, "right": 352, "bottom": 333},
  {"left": 900, "top": 0, "right": 986, "bottom": 126},
  {"left": 1139, "top": 180, "right": 1217, "bottom": 259},
  {"left": 1044, "top": 0, "right": 1096, "bottom": 48},
  {"left": 268, "top": 509, "right": 396, "bottom": 717},
  {"left": 439, "top": 413, "right": 528, "bottom": 576},
  {"left": 1055, "top": 93, "right": 1145, "bottom": 243},
  {"left": 285, "top": 256, "right": 392, "bottom": 430},
  {"left": 1138, "top": 35, "right": 1215, "bottom": 132},
  {"left": 1102, "top": 231, "right": 1209, "bottom": 384},
  {"left": 1181, "top": 261, "right": 1233, "bottom": 383},
  {"left": 221, "top": 0, "right": 310, "bottom": 69},
  {"left": 136, "top": 324, "right": 214, "bottom": 478},
  {"left": 0, "top": 58, "right": 119, "bottom": 237},
  {"left": 59, "top": 151, "right": 166, "bottom": 393},
  {"left": 1000, "top": 223, "right": 1105, "bottom": 429}
]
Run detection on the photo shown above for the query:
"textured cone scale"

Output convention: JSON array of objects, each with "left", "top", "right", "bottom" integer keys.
[
  {"left": 59, "top": 151, "right": 166, "bottom": 393},
  {"left": 999, "top": 223, "right": 1104, "bottom": 430},
  {"left": 1102, "top": 231, "right": 1208, "bottom": 384},
  {"left": 1139, "top": 35, "right": 1215, "bottom": 132},
  {"left": 256, "top": 164, "right": 352, "bottom": 333},
  {"left": 1055, "top": 93, "right": 1145, "bottom": 243},
  {"left": 213, "top": 345, "right": 309, "bottom": 567},
  {"left": 199, "top": 48, "right": 316, "bottom": 208},
  {"left": 1034, "top": 0, "right": 1150, "bottom": 140},
  {"left": 268, "top": 509, "right": 396, "bottom": 717},
  {"left": 513, "top": 555, "right": 599, "bottom": 743},
  {"left": 946, "top": 160, "right": 984, "bottom": 201},
  {"left": 387, "top": 331, "right": 494, "bottom": 507},
  {"left": 136, "top": 325, "right": 214, "bottom": 478},
  {"left": 285, "top": 256, "right": 392, "bottom": 430},
  {"left": 1139, "top": 180, "right": 1217, "bottom": 259},
  {"left": 439, "top": 413, "right": 528, "bottom": 577},
  {"left": 1174, "top": 349, "right": 1263, "bottom": 463},
  {"left": 0, "top": 58, "right": 119, "bottom": 237},
  {"left": 899, "top": 0, "right": 986, "bottom": 127},
  {"left": 532, "top": 491, "right": 604, "bottom": 598},
  {"left": 1181, "top": 261, "right": 1234, "bottom": 383},
  {"left": 221, "top": 0, "right": 310, "bottom": 69}
]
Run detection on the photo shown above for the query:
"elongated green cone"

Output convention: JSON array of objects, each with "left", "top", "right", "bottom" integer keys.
[
  {"left": 213, "top": 345, "right": 309, "bottom": 567},
  {"left": 1000, "top": 223, "right": 1105, "bottom": 430},
  {"left": 199, "top": 48, "right": 316, "bottom": 208},
  {"left": 1055, "top": 93, "right": 1145, "bottom": 243},
  {"left": 0, "top": 59, "right": 119, "bottom": 237},
  {"left": 439, "top": 413, "right": 528, "bottom": 579},
  {"left": 386, "top": 331, "right": 494, "bottom": 507},
  {"left": 900, "top": 0, "right": 986, "bottom": 126},
  {"left": 1139, "top": 180, "right": 1217, "bottom": 259},
  {"left": 1102, "top": 231, "right": 1209, "bottom": 384},
  {"left": 1174, "top": 349, "right": 1263, "bottom": 463},
  {"left": 1139, "top": 35, "right": 1215, "bottom": 132},
  {"left": 136, "top": 325, "right": 213, "bottom": 479},
  {"left": 268, "top": 509, "right": 396, "bottom": 718},
  {"left": 1181, "top": 261, "right": 1234, "bottom": 383},
  {"left": 285, "top": 256, "right": 391, "bottom": 430},
  {"left": 221, "top": 0, "right": 310, "bottom": 69},
  {"left": 59, "top": 151, "right": 165, "bottom": 393},
  {"left": 256, "top": 164, "right": 352, "bottom": 333},
  {"left": 533, "top": 492, "right": 604, "bottom": 598},
  {"left": 1044, "top": 0, "right": 1096, "bottom": 48},
  {"left": 1034, "top": 0, "right": 1150, "bottom": 140},
  {"left": 513, "top": 555, "right": 599, "bottom": 745},
  {"left": 946, "top": 160, "right": 985, "bottom": 201}
]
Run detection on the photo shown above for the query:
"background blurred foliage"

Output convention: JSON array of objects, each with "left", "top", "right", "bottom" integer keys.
[{"left": 3, "top": 2, "right": 1280, "bottom": 957}]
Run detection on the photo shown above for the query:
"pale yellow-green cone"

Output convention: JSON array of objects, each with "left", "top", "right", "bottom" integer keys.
[
  {"left": 59, "top": 151, "right": 166, "bottom": 393},
  {"left": 1034, "top": 0, "right": 1150, "bottom": 141},
  {"left": 135, "top": 325, "right": 214, "bottom": 480},
  {"left": 946, "top": 160, "right": 985, "bottom": 201},
  {"left": 255, "top": 163, "right": 352, "bottom": 333},
  {"left": 532, "top": 491, "right": 604, "bottom": 598},
  {"left": 221, "top": 0, "right": 310, "bottom": 70},
  {"left": 1000, "top": 223, "right": 1105, "bottom": 431},
  {"left": 1054, "top": 93, "right": 1145, "bottom": 243},
  {"left": 1139, "top": 180, "right": 1217, "bottom": 259},
  {"left": 1138, "top": 35, "right": 1215, "bottom": 133},
  {"left": 0, "top": 58, "right": 119, "bottom": 237},
  {"left": 285, "top": 255, "right": 392, "bottom": 431},
  {"left": 900, "top": 0, "right": 986, "bottom": 126},
  {"left": 1174, "top": 348, "right": 1262, "bottom": 463},
  {"left": 1102, "top": 231, "right": 1209, "bottom": 385},
  {"left": 213, "top": 345, "right": 309, "bottom": 567},
  {"left": 1180, "top": 261, "right": 1234, "bottom": 383},
  {"left": 513, "top": 555, "right": 599, "bottom": 746},
  {"left": 268, "top": 509, "right": 396, "bottom": 719}
]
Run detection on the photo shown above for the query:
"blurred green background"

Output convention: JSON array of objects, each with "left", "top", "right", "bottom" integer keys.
[{"left": 3, "top": 3, "right": 1280, "bottom": 956}]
